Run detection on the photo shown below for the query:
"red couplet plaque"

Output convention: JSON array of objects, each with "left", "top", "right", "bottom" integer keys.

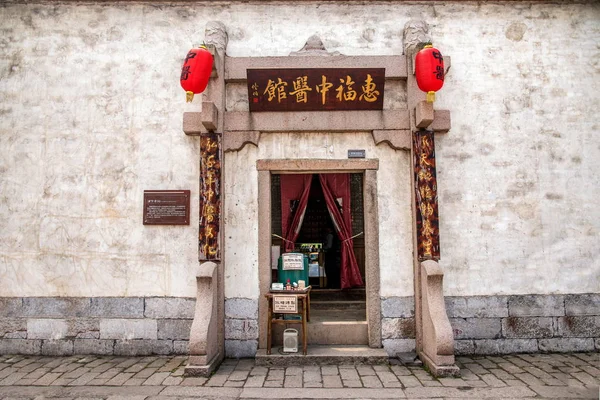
[{"left": 143, "top": 190, "right": 190, "bottom": 225}]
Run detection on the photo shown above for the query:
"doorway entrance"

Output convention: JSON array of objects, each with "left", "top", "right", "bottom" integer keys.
[
  {"left": 257, "top": 159, "right": 382, "bottom": 348},
  {"left": 271, "top": 173, "right": 366, "bottom": 326}
]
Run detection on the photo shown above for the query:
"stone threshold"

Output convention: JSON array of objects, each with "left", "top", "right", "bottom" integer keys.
[{"left": 255, "top": 345, "right": 388, "bottom": 366}]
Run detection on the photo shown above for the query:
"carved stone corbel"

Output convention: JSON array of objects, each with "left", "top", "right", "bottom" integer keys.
[{"left": 185, "top": 262, "right": 222, "bottom": 376}]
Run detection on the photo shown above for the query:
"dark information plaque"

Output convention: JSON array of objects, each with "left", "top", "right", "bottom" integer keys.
[{"left": 143, "top": 190, "right": 190, "bottom": 225}]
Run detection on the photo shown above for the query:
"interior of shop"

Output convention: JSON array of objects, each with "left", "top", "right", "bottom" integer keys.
[{"left": 271, "top": 173, "right": 366, "bottom": 323}]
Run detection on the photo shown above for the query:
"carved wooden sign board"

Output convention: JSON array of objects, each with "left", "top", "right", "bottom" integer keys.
[
  {"left": 247, "top": 68, "right": 385, "bottom": 112},
  {"left": 143, "top": 190, "right": 190, "bottom": 225}
]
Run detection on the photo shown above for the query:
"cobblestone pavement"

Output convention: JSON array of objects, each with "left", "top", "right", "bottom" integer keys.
[{"left": 0, "top": 353, "right": 598, "bottom": 399}]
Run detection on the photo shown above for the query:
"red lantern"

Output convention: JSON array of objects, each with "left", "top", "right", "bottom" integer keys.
[
  {"left": 415, "top": 44, "right": 444, "bottom": 103},
  {"left": 180, "top": 46, "right": 213, "bottom": 102}
]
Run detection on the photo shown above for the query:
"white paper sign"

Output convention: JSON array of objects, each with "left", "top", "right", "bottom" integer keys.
[
  {"left": 282, "top": 253, "right": 304, "bottom": 270},
  {"left": 273, "top": 295, "right": 298, "bottom": 313}
]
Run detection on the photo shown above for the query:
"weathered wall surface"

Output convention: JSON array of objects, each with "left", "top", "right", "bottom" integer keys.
[{"left": 1, "top": 1, "right": 599, "bottom": 302}]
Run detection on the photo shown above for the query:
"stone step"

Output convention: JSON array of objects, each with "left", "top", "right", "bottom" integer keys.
[
  {"left": 310, "top": 288, "right": 366, "bottom": 302},
  {"left": 310, "top": 300, "right": 366, "bottom": 310},
  {"left": 308, "top": 320, "right": 368, "bottom": 345},
  {"left": 255, "top": 345, "right": 389, "bottom": 366},
  {"left": 271, "top": 320, "right": 367, "bottom": 346}
]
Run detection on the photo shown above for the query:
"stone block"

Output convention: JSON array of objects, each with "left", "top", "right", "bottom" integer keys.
[
  {"left": 0, "top": 318, "right": 26, "bottom": 338},
  {"left": 5, "top": 331, "right": 27, "bottom": 339},
  {"left": 27, "top": 319, "right": 68, "bottom": 339},
  {"left": 565, "top": 294, "right": 600, "bottom": 316},
  {"left": 22, "top": 298, "right": 91, "bottom": 318},
  {"left": 556, "top": 316, "right": 600, "bottom": 337},
  {"left": 0, "top": 298, "right": 23, "bottom": 317},
  {"left": 431, "top": 109, "right": 451, "bottom": 133},
  {"left": 225, "top": 319, "right": 259, "bottom": 340},
  {"left": 183, "top": 111, "right": 205, "bottom": 135},
  {"left": 595, "top": 338, "right": 600, "bottom": 350},
  {"left": 472, "top": 339, "right": 538, "bottom": 355},
  {"left": 113, "top": 340, "right": 174, "bottom": 356},
  {"left": 415, "top": 100, "right": 434, "bottom": 128},
  {"left": 381, "top": 297, "right": 414, "bottom": 318},
  {"left": 381, "top": 318, "right": 415, "bottom": 339},
  {"left": 144, "top": 298, "right": 195, "bottom": 319},
  {"left": 158, "top": 319, "right": 193, "bottom": 340},
  {"left": 508, "top": 295, "right": 565, "bottom": 317},
  {"left": 41, "top": 339, "right": 74, "bottom": 356},
  {"left": 450, "top": 318, "right": 502, "bottom": 339},
  {"left": 0, "top": 339, "right": 42, "bottom": 355},
  {"left": 502, "top": 317, "right": 554, "bottom": 338},
  {"left": 174, "top": 340, "right": 189, "bottom": 354},
  {"left": 225, "top": 298, "right": 258, "bottom": 320},
  {"left": 99, "top": 319, "right": 157, "bottom": 340},
  {"left": 454, "top": 340, "right": 475, "bottom": 355},
  {"left": 225, "top": 340, "right": 258, "bottom": 358},
  {"left": 69, "top": 319, "right": 100, "bottom": 339},
  {"left": 538, "top": 338, "right": 595, "bottom": 353},
  {"left": 382, "top": 339, "right": 416, "bottom": 356},
  {"left": 73, "top": 339, "right": 115, "bottom": 355},
  {"left": 445, "top": 296, "right": 508, "bottom": 318},
  {"left": 89, "top": 297, "right": 144, "bottom": 318}
]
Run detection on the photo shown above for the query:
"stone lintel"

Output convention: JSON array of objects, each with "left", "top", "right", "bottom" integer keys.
[
  {"left": 431, "top": 110, "right": 451, "bottom": 133},
  {"left": 372, "top": 129, "right": 411, "bottom": 150},
  {"left": 257, "top": 158, "right": 379, "bottom": 172},
  {"left": 225, "top": 55, "right": 407, "bottom": 82},
  {"left": 223, "top": 131, "right": 260, "bottom": 153},
  {"left": 415, "top": 101, "right": 434, "bottom": 129},
  {"left": 224, "top": 110, "right": 410, "bottom": 133}
]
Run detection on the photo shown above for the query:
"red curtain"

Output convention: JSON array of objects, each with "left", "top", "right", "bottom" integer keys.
[
  {"left": 280, "top": 174, "right": 313, "bottom": 252},
  {"left": 319, "top": 174, "right": 364, "bottom": 289}
]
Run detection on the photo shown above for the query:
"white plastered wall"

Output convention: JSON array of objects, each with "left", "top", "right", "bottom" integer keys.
[{"left": 0, "top": 2, "right": 598, "bottom": 298}]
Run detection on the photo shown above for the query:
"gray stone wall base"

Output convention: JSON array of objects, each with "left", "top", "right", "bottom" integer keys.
[
  {"left": 0, "top": 294, "right": 598, "bottom": 356},
  {"left": 382, "top": 338, "right": 416, "bottom": 356},
  {"left": 225, "top": 339, "right": 258, "bottom": 358}
]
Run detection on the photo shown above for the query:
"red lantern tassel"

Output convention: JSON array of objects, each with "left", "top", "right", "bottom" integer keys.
[
  {"left": 426, "top": 91, "right": 435, "bottom": 103},
  {"left": 186, "top": 91, "right": 194, "bottom": 103}
]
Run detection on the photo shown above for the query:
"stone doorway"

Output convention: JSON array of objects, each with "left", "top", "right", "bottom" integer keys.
[
  {"left": 270, "top": 172, "right": 367, "bottom": 345},
  {"left": 257, "top": 159, "right": 382, "bottom": 349}
]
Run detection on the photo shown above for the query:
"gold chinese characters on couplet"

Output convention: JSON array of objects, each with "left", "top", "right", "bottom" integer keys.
[
  {"left": 247, "top": 68, "right": 385, "bottom": 112},
  {"left": 199, "top": 134, "right": 220, "bottom": 260},
  {"left": 413, "top": 130, "right": 440, "bottom": 261}
]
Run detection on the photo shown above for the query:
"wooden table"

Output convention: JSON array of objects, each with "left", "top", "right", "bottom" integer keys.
[{"left": 265, "top": 287, "right": 311, "bottom": 355}]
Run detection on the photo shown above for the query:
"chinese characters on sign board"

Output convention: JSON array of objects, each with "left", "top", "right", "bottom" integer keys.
[
  {"left": 199, "top": 134, "right": 221, "bottom": 260},
  {"left": 247, "top": 68, "right": 385, "bottom": 112},
  {"left": 413, "top": 130, "right": 440, "bottom": 260},
  {"left": 273, "top": 295, "right": 298, "bottom": 313},
  {"left": 282, "top": 253, "right": 304, "bottom": 271},
  {"left": 143, "top": 191, "right": 190, "bottom": 225}
]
